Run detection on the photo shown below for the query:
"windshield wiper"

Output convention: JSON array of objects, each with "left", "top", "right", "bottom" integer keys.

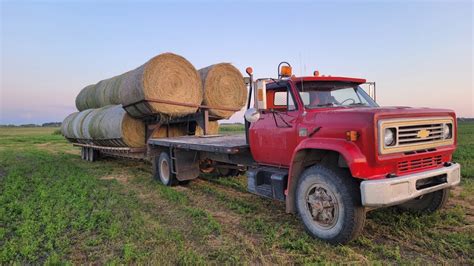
[
  {"left": 315, "top": 103, "right": 337, "bottom": 107},
  {"left": 348, "top": 103, "right": 368, "bottom": 106}
]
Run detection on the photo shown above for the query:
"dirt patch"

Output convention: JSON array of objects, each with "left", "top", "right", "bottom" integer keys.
[{"left": 100, "top": 173, "right": 130, "bottom": 184}]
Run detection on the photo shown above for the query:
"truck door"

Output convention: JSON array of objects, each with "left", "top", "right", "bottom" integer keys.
[{"left": 249, "top": 82, "right": 299, "bottom": 167}]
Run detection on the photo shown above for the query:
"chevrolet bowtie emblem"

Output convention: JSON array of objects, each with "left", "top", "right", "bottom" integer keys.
[{"left": 417, "top": 129, "right": 430, "bottom": 139}]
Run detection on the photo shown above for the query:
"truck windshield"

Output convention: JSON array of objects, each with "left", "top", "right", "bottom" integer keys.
[{"left": 296, "top": 82, "right": 378, "bottom": 109}]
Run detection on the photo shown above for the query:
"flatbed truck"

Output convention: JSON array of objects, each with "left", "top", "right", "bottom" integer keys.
[{"left": 75, "top": 63, "right": 461, "bottom": 244}]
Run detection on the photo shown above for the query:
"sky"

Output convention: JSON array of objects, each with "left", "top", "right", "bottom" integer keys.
[{"left": 1, "top": 0, "right": 473, "bottom": 125}]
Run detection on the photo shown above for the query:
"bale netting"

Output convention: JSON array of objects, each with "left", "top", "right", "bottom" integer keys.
[
  {"left": 62, "top": 105, "right": 145, "bottom": 148},
  {"left": 75, "top": 53, "right": 203, "bottom": 118},
  {"left": 198, "top": 63, "right": 247, "bottom": 119}
]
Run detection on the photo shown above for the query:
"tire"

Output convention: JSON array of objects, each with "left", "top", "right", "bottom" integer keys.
[
  {"left": 152, "top": 152, "right": 178, "bottom": 186},
  {"left": 216, "top": 167, "right": 239, "bottom": 177},
  {"left": 295, "top": 165, "right": 366, "bottom": 245},
  {"left": 88, "top": 148, "right": 95, "bottom": 162},
  {"left": 397, "top": 189, "right": 449, "bottom": 213},
  {"left": 81, "top": 147, "right": 86, "bottom": 160},
  {"left": 84, "top": 148, "right": 90, "bottom": 161}
]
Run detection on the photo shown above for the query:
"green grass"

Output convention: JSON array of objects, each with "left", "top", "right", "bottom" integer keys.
[
  {"left": 219, "top": 123, "right": 245, "bottom": 132},
  {"left": 0, "top": 124, "right": 473, "bottom": 264},
  {"left": 453, "top": 122, "right": 474, "bottom": 178}
]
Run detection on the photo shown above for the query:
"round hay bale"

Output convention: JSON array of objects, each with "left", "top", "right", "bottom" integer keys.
[
  {"left": 71, "top": 109, "right": 94, "bottom": 142},
  {"left": 195, "top": 121, "right": 219, "bottom": 136},
  {"left": 198, "top": 63, "right": 247, "bottom": 119},
  {"left": 86, "top": 105, "right": 145, "bottom": 148},
  {"left": 75, "top": 53, "right": 202, "bottom": 119},
  {"left": 61, "top": 112, "right": 79, "bottom": 140},
  {"left": 62, "top": 105, "right": 145, "bottom": 148},
  {"left": 151, "top": 124, "right": 189, "bottom": 138}
]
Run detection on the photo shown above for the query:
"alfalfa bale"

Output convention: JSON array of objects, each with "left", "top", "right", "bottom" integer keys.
[
  {"left": 195, "top": 121, "right": 219, "bottom": 135},
  {"left": 75, "top": 53, "right": 203, "bottom": 118},
  {"left": 198, "top": 63, "right": 247, "bottom": 119},
  {"left": 85, "top": 105, "right": 145, "bottom": 148},
  {"left": 61, "top": 112, "right": 79, "bottom": 141},
  {"left": 151, "top": 124, "right": 189, "bottom": 138}
]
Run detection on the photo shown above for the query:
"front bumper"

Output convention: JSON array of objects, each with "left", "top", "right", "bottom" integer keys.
[{"left": 360, "top": 163, "right": 461, "bottom": 207}]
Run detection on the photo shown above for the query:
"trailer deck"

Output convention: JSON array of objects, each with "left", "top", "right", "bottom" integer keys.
[{"left": 148, "top": 134, "right": 249, "bottom": 154}]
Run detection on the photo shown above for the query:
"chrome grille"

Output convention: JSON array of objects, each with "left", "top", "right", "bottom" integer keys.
[
  {"left": 397, "top": 123, "right": 444, "bottom": 145},
  {"left": 378, "top": 117, "right": 454, "bottom": 155}
]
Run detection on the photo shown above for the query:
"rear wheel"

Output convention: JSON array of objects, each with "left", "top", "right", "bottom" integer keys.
[
  {"left": 88, "top": 148, "right": 96, "bottom": 162},
  {"left": 216, "top": 167, "right": 239, "bottom": 177},
  {"left": 295, "top": 165, "right": 366, "bottom": 244},
  {"left": 397, "top": 189, "right": 449, "bottom": 213},
  {"left": 81, "top": 147, "right": 86, "bottom": 160},
  {"left": 153, "top": 152, "right": 178, "bottom": 186}
]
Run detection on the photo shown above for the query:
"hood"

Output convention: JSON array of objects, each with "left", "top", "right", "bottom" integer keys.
[{"left": 309, "top": 106, "right": 456, "bottom": 121}]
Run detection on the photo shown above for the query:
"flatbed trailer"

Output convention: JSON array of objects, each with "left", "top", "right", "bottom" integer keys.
[{"left": 147, "top": 134, "right": 255, "bottom": 182}]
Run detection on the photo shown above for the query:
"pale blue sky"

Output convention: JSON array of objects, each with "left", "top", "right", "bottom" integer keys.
[{"left": 1, "top": 0, "right": 472, "bottom": 124}]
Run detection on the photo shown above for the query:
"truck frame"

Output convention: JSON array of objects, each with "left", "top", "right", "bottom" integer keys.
[{"left": 75, "top": 63, "right": 461, "bottom": 244}]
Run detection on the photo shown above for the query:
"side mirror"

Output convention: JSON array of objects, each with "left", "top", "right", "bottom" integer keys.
[{"left": 244, "top": 108, "right": 260, "bottom": 123}]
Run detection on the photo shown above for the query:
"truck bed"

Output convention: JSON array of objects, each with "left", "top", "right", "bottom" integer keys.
[{"left": 148, "top": 134, "right": 249, "bottom": 154}]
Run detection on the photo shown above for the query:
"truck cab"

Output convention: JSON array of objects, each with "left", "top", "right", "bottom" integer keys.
[{"left": 244, "top": 63, "right": 460, "bottom": 244}]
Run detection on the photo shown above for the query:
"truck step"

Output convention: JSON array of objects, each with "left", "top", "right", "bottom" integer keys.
[{"left": 247, "top": 167, "right": 287, "bottom": 201}]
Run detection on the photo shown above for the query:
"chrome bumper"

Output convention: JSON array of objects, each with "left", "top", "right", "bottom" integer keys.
[{"left": 360, "top": 163, "right": 461, "bottom": 207}]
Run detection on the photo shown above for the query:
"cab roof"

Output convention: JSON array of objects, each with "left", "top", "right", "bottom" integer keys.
[{"left": 290, "top": 76, "right": 366, "bottom": 84}]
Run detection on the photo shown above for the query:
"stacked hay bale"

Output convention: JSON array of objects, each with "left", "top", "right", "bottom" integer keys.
[
  {"left": 198, "top": 63, "right": 247, "bottom": 119},
  {"left": 62, "top": 52, "right": 247, "bottom": 149},
  {"left": 75, "top": 53, "right": 203, "bottom": 118},
  {"left": 61, "top": 105, "right": 145, "bottom": 148}
]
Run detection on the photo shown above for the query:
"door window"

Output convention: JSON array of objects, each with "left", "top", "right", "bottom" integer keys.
[{"left": 273, "top": 90, "right": 297, "bottom": 111}]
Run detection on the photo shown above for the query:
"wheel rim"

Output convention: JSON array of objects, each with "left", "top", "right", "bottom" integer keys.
[
  {"left": 160, "top": 159, "right": 170, "bottom": 183},
  {"left": 305, "top": 183, "right": 339, "bottom": 229}
]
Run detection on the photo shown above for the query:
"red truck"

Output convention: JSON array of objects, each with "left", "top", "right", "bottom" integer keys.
[{"left": 77, "top": 62, "right": 461, "bottom": 244}]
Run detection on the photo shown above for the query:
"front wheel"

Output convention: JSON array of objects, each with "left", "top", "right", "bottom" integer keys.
[
  {"left": 295, "top": 165, "right": 366, "bottom": 245},
  {"left": 397, "top": 189, "right": 449, "bottom": 213}
]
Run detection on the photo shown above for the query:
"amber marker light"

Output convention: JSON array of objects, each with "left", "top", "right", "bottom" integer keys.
[
  {"left": 280, "top": 66, "right": 292, "bottom": 77},
  {"left": 246, "top": 67, "right": 253, "bottom": 75},
  {"left": 346, "top": 131, "right": 359, "bottom": 141}
]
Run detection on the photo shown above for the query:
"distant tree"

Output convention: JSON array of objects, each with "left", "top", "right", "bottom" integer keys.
[{"left": 42, "top": 122, "right": 62, "bottom": 127}]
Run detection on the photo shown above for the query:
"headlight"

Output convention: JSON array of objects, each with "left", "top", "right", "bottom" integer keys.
[
  {"left": 443, "top": 124, "right": 452, "bottom": 139},
  {"left": 384, "top": 128, "right": 396, "bottom": 146}
]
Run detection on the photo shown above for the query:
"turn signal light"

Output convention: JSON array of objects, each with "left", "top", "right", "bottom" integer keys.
[
  {"left": 346, "top": 131, "right": 359, "bottom": 141},
  {"left": 280, "top": 66, "right": 292, "bottom": 77}
]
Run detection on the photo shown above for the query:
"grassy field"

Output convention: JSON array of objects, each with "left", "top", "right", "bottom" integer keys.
[{"left": 0, "top": 124, "right": 473, "bottom": 264}]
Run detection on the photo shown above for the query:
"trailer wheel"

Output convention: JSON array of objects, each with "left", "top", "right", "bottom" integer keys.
[
  {"left": 295, "top": 165, "right": 366, "bottom": 245},
  {"left": 153, "top": 152, "right": 177, "bottom": 186},
  {"left": 88, "top": 148, "right": 96, "bottom": 162},
  {"left": 81, "top": 147, "right": 86, "bottom": 160},
  {"left": 397, "top": 189, "right": 449, "bottom": 213}
]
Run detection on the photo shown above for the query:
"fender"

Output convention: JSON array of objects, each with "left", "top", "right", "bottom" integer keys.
[{"left": 285, "top": 137, "right": 368, "bottom": 213}]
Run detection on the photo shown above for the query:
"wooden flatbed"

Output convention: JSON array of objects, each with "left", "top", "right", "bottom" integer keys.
[{"left": 148, "top": 134, "right": 249, "bottom": 155}]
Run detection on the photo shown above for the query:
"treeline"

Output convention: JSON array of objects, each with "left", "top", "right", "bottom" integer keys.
[
  {"left": 0, "top": 122, "right": 62, "bottom": 128},
  {"left": 458, "top": 117, "right": 474, "bottom": 123}
]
